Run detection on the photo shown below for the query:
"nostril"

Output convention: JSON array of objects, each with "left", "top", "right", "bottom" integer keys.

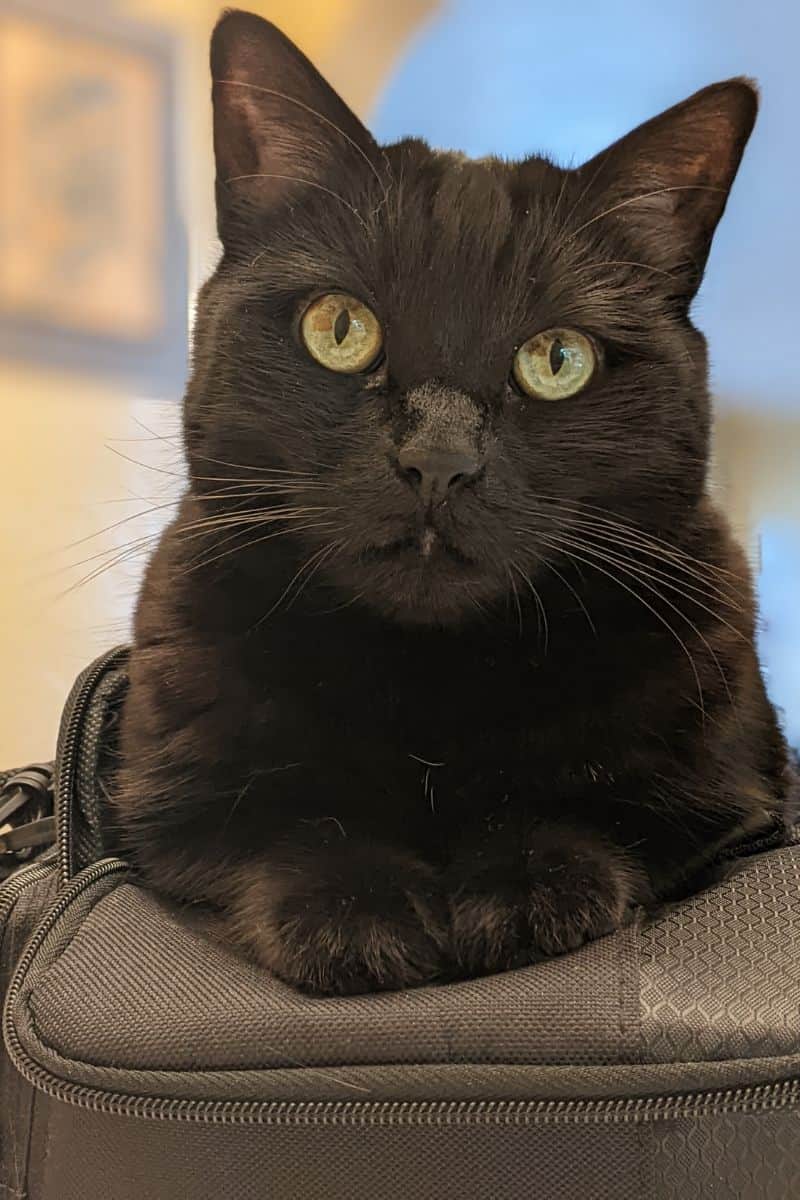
[{"left": 396, "top": 448, "right": 482, "bottom": 499}]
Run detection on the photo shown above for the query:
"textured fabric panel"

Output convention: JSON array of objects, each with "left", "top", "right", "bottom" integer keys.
[
  {"left": 28, "top": 881, "right": 642, "bottom": 1073},
  {"left": 652, "top": 1110, "right": 800, "bottom": 1199},
  {"left": 30, "top": 1100, "right": 649, "bottom": 1200},
  {"left": 639, "top": 845, "right": 800, "bottom": 1063}
]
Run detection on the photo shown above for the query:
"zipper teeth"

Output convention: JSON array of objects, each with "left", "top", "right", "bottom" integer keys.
[
  {"left": 5, "top": 1073, "right": 800, "bottom": 1127},
  {"left": 57, "top": 646, "right": 128, "bottom": 884},
  {"left": 0, "top": 856, "right": 57, "bottom": 927},
  {"left": 9, "top": 1055, "right": 800, "bottom": 1128},
  {"left": 5, "top": 859, "right": 800, "bottom": 1129}
]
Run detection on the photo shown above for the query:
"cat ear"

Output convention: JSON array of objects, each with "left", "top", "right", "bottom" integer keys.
[
  {"left": 576, "top": 80, "right": 757, "bottom": 301},
  {"left": 210, "top": 10, "right": 380, "bottom": 241}
]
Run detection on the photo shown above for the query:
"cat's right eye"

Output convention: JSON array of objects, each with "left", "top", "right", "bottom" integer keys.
[{"left": 300, "top": 293, "right": 384, "bottom": 374}]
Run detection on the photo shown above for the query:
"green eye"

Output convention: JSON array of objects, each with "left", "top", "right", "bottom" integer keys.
[
  {"left": 512, "top": 328, "right": 596, "bottom": 400},
  {"left": 300, "top": 293, "right": 383, "bottom": 373}
]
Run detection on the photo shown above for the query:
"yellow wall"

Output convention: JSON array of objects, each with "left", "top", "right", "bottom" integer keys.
[{"left": 0, "top": 0, "right": 435, "bottom": 763}]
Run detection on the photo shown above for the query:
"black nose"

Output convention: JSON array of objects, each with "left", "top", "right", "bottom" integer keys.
[{"left": 397, "top": 447, "right": 482, "bottom": 503}]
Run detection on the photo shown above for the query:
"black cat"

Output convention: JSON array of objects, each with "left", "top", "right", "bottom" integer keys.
[{"left": 113, "top": 10, "right": 790, "bottom": 995}]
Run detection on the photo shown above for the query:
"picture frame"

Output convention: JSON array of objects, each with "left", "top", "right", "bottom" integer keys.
[{"left": 0, "top": 0, "right": 187, "bottom": 394}]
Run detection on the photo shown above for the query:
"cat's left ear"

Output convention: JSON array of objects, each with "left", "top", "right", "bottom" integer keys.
[
  {"left": 210, "top": 10, "right": 381, "bottom": 242},
  {"left": 577, "top": 80, "right": 757, "bottom": 301}
]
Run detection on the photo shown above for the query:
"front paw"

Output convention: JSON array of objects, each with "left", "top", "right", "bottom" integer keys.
[
  {"left": 229, "top": 841, "right": 450, "bottom": 996},
  {"left": 448, "top": 833, "right": 638, "bottom": 976}
]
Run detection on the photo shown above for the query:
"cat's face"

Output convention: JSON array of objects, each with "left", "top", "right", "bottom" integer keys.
[{"left": 186, "top": 12, "right": 756, "bottom": 626}]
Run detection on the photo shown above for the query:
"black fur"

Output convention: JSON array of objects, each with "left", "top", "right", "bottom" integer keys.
[{"left": 113, "top": 11, "right": 791, "bottom": 995}]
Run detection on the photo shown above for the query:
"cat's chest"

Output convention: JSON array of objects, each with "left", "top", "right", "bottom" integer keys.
[
  {"left": 256, "top": 641, "right": 603, "bottom": 793},
  {"left": 238, "top": 612, "right": 669, "bottom": 820}
]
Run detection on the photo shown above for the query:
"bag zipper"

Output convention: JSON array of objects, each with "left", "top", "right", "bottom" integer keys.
[
  {"left": 4, "top": 858, "right": 800, "bottom": 1129},
  {"left": 56, "top": 645, "right": 128, "bottom": 884}
]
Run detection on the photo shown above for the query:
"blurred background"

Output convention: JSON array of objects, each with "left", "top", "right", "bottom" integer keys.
[{"left": 1, "top": 0, "right": 797, "bottom": 763}]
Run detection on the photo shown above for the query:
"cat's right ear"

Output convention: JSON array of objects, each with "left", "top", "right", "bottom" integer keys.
[{"left": 210, "top": 10, "right": 380, "bottom": 243}]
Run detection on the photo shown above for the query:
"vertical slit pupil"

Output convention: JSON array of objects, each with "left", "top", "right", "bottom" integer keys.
[
  {"left": 334, "top": 308, "right": 351, "bottom": 345},
  {"left": 549, "top": 338, "right": 565, "bottom": 375}
]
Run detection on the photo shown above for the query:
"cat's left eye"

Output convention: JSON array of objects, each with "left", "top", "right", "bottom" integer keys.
[
  {"left": 300, "top": 293, "right": 383, "bottom": 374},
  {"left": 512, "top": 328, "right": 596, "bottom": 400}
]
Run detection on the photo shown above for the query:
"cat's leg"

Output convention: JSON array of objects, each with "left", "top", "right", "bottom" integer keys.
[
  {"left": 445, "top": 756, "right": 785, "bottom": 976},
  {"left": 445, "top": 820, "right": 646, "bottom": 976},
  {"left": 117, "top": 766, "right": 450, "bottom": 995},
  {"left": 116, "top": 638, "right": 452, "bottom": 994},
  {"left": 225, "top": 833, "right": 451, "bottom": 995}
]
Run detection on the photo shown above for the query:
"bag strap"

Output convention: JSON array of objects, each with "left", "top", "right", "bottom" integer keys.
[{"left": 0, "top": 765, "right": 55, "bottom": 882}]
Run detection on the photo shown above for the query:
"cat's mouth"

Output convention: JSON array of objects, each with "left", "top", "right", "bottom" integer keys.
[
  {"left": 361, "top": 527, "right": 477, "bottom": 568},
  {"left": 343, "top": 524, "right": 492, "bottom": 625}
]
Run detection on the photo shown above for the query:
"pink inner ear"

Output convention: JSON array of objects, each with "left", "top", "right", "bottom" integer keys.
[
  {"left": 218, "top": 88, "right": 264, "bottom": 183},
  {"left": 623, "top": 99, "right": 740, "bottom": 196},
  {"left": 210, "top": 11, "right": 380, "bottom": 232},
  {"left": 213, "top": 77, "right": 328, "bottom": 214}
]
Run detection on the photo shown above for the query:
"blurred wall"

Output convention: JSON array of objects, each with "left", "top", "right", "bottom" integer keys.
[{"left": 0, "top": 0, "right": 435, "bottom": 763}]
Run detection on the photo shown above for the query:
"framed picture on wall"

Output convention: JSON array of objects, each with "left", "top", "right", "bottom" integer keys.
[{"left": 0, "top": 1, "right": 187, "bottom": 394}]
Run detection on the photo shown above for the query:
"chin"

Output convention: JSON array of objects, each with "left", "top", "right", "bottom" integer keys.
[
  {"left": 373, "top": 587, "right": 479, "bottom": 627},
  {"left": 336, "top": 551, "right": 503, "bottom": 628}
]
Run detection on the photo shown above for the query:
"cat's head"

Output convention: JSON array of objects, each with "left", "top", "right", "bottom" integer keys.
[{"left": 185, "top": 9, "right": 756, "bottom": 625}]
